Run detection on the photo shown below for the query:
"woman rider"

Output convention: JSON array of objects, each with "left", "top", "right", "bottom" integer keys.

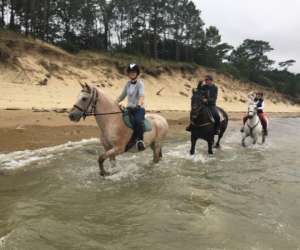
[
  {"left": 116, "top": 64, "right": 146, "bottom": 151},
  {"left": 241, "top": 92, "right": 268, "bottom": 135}
]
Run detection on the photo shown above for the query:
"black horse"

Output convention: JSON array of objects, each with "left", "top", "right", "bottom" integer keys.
[{"left": 188, "top": 90, "right": 228, "bottom": 155}]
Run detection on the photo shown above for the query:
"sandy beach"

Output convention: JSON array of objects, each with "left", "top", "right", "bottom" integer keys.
[
  {"left": 1, "top": 33, "right": 300, "bottom": 153},
  {"left": 1, "top": 109, "right": 300, "bottom": 153}
]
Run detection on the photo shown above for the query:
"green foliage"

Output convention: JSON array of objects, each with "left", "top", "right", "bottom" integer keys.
[
  {"left": 278, "top": 59, "right": 296, "bottom": 70},
  {"left": 1, "top": 0, "right": 299, "bottom": 100}
]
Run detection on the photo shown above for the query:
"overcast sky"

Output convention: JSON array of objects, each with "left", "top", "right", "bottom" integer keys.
[{"left": 193, "top": 0, "right": 300, "bottom": 73}]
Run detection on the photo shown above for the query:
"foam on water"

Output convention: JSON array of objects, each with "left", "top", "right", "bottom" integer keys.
[
  {"left": 165, "top": 141, "right": 212, "bottom": 163},
  {"left": 0, "top": 138, "right": 99, "bottom": 170},
  {"left": 0, "top": 233, "right": 10, "bottom": 248}
]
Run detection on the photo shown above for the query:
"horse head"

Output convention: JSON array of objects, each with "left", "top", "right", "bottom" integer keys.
[
  {"left": 190, "top": 91, "right": 206, "bottom": 121},
  {"left": 69, "top": 83, "right": 97, "bottom": 122},
  {"left": 247, "top": 103, "right": 257, "bottom": 119}
]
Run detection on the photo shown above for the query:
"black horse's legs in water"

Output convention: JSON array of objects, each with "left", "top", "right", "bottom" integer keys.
[
  {"left": 215, "top": 132, "right": 224, "bottom": 148},
  {"left": 190, "top": 136, "right": 197, "bottom": 155},
  {"left": 208, "top": 139, "right": 214, "bottom": 155}
]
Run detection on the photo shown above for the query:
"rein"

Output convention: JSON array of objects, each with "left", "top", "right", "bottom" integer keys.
[
  {"left": 191, "top": 122, "right": 212, "bottom": 128},
  {"left": 73, "top": 88, "right": 123, "bottom": 119}
]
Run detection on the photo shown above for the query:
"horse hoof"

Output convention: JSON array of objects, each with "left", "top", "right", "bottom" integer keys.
[
  {"left": 214, "top": 144, "right": 220, "bottom": 149},
  {"left": 100, "top": 171, "right": 110, "bottom": 177}
]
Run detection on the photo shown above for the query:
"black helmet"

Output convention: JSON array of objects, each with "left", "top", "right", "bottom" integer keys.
[
  {"left": 205, "top": 75, "right": 213, "bottom": 81},
  {"left": 127, "top": 63, "right": 140, "bottom": 75}
]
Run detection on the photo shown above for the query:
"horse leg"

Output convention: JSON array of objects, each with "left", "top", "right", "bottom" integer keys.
[
  {"left": 253, "top": 135, "right": 258, "bottom": 145},
  {"left": 242, "top": 135, "right": 247, "bottom": 147},
  {"left": 208, "top": 139, "right": 214, "bottom": 155},
  {"left": 101, "top": 137, "right": 116, "bottom": 169},
  {"left": 109, "top": 156, "right": 116, "bottom": 168},
  {"left": 262, "top": 134, "right": 266, "bottom": 144},
  {"left": 190, "top": 135, "right": 197, "bottom": 155},
  {"left": 98, "top": 147, "right": 123, "bottom": 176},
  {"left": 253, "top": 131, "right": 259, "bottom": 144},
  {"left": 215, "top": 132, "right": 224, "bottom": 148},
  {"left": 151, "top": 142, "right": 162, "bottom": 163}
]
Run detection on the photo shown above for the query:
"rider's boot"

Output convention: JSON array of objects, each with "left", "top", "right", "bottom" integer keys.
[
  {"left": 186, "top": 124, "right": 192, "bottom": 132},
  {"left": 136, "top": 140, "right": 146, "bottom": 151},
  {"left": 263, "top": 128, "right": 268, "bottom": 136}
]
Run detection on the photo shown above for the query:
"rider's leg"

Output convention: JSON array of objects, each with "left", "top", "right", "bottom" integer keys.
[
  {"left": 133, "top": 107, "right": 146, "bottom": 151},
  {"left": 258, "top": 112, "right": 268, "bottom": 135}
]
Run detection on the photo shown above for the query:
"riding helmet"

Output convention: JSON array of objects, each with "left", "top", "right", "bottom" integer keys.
[
  {"left": 127, "top": 63, "right": 140, "bottom": 75},
  {"left": 205, "top": 75, "right": 213, "bottom": 81}
]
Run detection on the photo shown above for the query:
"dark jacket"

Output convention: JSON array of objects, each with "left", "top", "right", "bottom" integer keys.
[
  {"left": 197, "top": 83, "right": 218, "bottom": 106},
  {"left": 254, "top": 98, "right": 264, "bottom": 113}
]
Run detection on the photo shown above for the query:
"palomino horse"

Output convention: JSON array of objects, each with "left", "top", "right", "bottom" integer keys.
[
  {"left": 241, "top": 102, "right": 266, "bottom": 146},
  {"left": 69, "top": 83, "right": 169, "bottom": 176},
  {"left": 188, "top": 90, "right": 228, "bottom": 155}
]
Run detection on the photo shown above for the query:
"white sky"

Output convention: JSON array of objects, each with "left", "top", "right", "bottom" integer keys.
[{"left": 193, "top": 0, "right": 300, "bottom": 73}]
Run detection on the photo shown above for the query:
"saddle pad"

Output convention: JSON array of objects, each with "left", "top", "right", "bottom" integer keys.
[{"left": 123, "top": 109, "right": 152, "bottom": 132}]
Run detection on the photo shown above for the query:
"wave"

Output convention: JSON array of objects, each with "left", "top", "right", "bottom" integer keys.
[{"left": 0, "top": 138, "right": 99, "bottom": 171}]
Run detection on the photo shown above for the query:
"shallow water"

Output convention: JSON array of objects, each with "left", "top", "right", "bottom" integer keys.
[{"left": 1, "top": 119, "right": 300, "bottom": 250}]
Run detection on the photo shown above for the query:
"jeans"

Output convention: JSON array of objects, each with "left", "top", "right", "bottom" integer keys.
[{"left": 128, "top": 107, "right": 145, "bottom": 141}]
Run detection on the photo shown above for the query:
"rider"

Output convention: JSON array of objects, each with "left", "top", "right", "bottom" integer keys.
[
  {"left": 116, "top": 63, "right": 146, "bottom": 151},
  {"left": 241, "top": 92, "right": 268, "bottom": 135},
  {"left": 186, "top": 75, "right": 221, "bottom": 134}
]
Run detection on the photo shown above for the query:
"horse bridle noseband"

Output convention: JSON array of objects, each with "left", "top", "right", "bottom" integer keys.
[{"left": 73, "top": 87, "right": 123, "bottom": 119}]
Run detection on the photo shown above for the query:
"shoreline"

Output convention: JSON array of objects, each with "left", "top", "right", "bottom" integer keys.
[{"left": 0, "top": 109, "right": 299, "bottom": 153}]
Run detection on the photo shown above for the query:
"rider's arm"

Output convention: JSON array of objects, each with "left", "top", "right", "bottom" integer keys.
[
  {"left": 138, "top": 81, "right": 145, "bottom": 108},
  {"left": 207, "top": 86, "right": 218, "bottom": 105},
  {"left": 138, "top": 96, "right": 145, "bottom": 107},
  {"left": 116, "top": 84, "right": 127, "bottom": 103}
]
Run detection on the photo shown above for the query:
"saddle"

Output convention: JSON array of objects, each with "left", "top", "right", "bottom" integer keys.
[
  {"left": 123, "top": 108, "right": 152, "bottom": 152},
  {"left": 207, "top": 107, "right": 225, "bottom": 123},
  {"left": 123, "top": 109, "right": 152, "bottom": 132}
]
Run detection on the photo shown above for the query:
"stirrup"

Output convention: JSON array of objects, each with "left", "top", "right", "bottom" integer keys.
[{"left": 136, "top": 140, "right": 146, "bottom": 151}]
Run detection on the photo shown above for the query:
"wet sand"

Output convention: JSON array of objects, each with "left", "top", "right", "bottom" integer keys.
[{"left": 1, "top": 109, "right": 300, "bottom": 153}]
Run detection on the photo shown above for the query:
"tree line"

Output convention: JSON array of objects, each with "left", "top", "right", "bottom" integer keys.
[{"left": 0, "top": 0, "right": 299, "bottom": 100}]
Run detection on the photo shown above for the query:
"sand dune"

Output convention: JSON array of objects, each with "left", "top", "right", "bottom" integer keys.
[{"left": 1, "top": 32, "right": 299, "bottom": 113}]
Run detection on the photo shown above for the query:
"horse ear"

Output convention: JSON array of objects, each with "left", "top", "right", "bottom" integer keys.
[
  {"left": 85, "top": 83, "right": 91, "bottom": 92},
  {"left": 79, "top": 82, "right": 85, "bottom": 89}
]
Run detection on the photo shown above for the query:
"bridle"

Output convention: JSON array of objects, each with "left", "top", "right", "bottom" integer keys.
[
  {"left": 191, "top": 103, "right": 212, "bottom": 128},
  {"left": 73, "top": 87, "right": 123, "bottom": 119},
  {"left": 246, "top": 106, "right": 259, "bottom": 136}
]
